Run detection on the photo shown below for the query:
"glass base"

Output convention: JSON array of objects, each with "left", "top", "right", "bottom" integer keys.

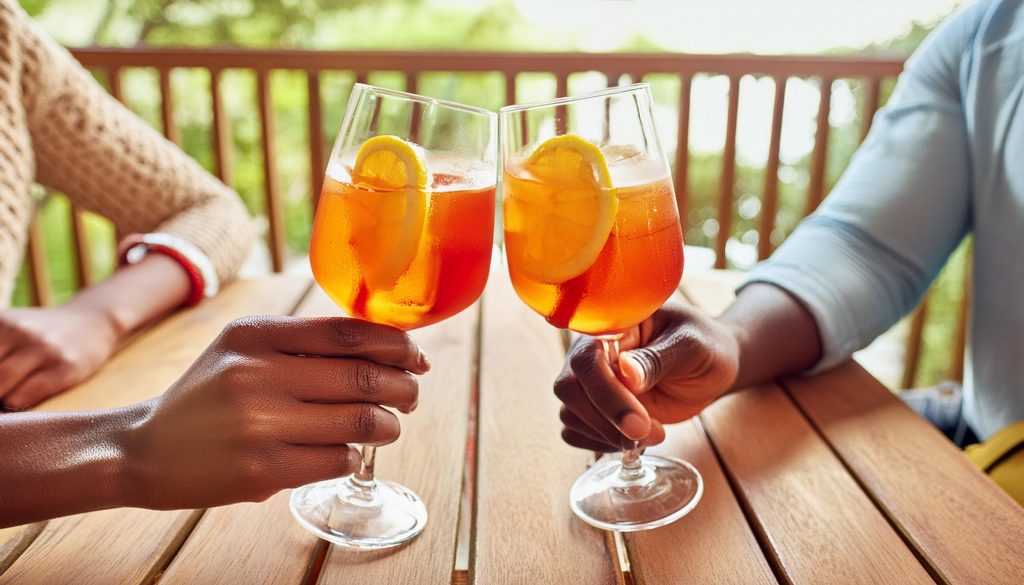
[
  {"left": 289, "top": 475, "right": 427, "bottom": 549},
  {"left": 569, "top": 454, "right": 703, "bottom": 532}
]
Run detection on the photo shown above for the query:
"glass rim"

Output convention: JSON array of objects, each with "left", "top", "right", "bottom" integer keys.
[
  {"left": 352, "top": 83, "right": 497, "bottom": 120},
  {"left": 498, "top": 82, "right": 651, "bottom": 114}
]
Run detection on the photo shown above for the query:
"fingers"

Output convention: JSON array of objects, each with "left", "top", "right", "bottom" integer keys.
[
  {"left": 0, "top": 349, "right": 49, "bottom": 404},
  {"left": 554, "top": 372, "right": 627, "bottom": 446},
  {"left": 267, "top": 444, "right": 363, "bottom": 490},
  {"left": 277, "top": 403, "right": 401, "bottom": 446},
  {"left": 1, "top": 367, "right": 73, "bottom": 411},
  {"left": 567, "top": 336, "right": 650, "bottom": 440},
  {"left": 561, "top": 428, "right": 618, "bottom": 453},
  {"left": 274, "top": 355, "right": 418, "bottom": 413},
  {"left": 559, "top": 406, "right": 668, "bottom": 451},
  {"left": 220, "top": 316, "right": 429, "bottom": 374}
]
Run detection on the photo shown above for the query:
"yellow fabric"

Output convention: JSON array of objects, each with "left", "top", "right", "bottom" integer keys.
[{"left": 964, "top": 421, "right": 1024, "bottom": 506}]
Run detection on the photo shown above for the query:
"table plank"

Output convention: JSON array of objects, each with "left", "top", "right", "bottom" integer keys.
[
  {"left": 701, "top": 385, "right": 935, "bottom": 584},
  {"left": 0, "top": 277, "right": 312, "bottom": 584},
  {"left": 624, "top": 420, "right": 777, "bottom": 585},
  {"left": 0, "top": 510, "right": 201, "bottom": 585},
  {"left": 0, "top": 524, "right": 43, "bottom": 576},
  {"left": 305, "top": 286, "right": 479, "bottom": 583},
  {"left": 784, "top": 364, "right": 1024, "bottom": 585},
  {"left": 473, "top": 271, "right": 618, "bottom": 584},
  {"left": 159, "top": 491, "right": 319, "bottom": 585}
]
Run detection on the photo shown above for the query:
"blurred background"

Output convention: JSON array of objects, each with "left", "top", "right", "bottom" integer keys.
[{"left": 16, "top": 0, "right": 970, "bottom": 389}]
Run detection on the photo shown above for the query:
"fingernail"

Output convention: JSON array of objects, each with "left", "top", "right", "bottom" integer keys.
[
  {"left": 621, "top": 352, "right": 647, "bottom": 392},
  {"left": 417, "top": 350, "right": 431, "bottom": 373},
  {"left": 620, "top": 412, "right": 650, "bottom": 439}
]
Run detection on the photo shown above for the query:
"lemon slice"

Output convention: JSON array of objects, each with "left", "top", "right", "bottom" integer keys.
[
  {"left": 504, "top": 134, "right": 618, "bottom": 284},
  {"left": 348, "top": 135, "right": 428, "bottom": 290}
]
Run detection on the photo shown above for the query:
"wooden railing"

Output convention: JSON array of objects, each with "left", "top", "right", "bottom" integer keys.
[{"left": 20, "top": 48, "right": 964, "bottom": 387}]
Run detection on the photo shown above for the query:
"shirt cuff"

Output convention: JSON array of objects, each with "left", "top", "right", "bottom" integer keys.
[{"left": 119, "top": 233, "right": 221, "bottom": 304}]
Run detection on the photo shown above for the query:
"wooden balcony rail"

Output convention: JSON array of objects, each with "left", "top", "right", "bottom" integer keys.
[{"left": 19, "top": 47, "right": 970, "bottom": 387}]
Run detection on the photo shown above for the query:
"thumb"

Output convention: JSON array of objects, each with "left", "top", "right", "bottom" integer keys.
[{"left": 620, "top": 330, "right": 699, "bottom": 394}]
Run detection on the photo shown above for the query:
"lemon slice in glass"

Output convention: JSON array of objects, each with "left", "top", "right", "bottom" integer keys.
[
  {"left": 348, "top": 135, "right": 429, "bottom": 290},
  {"left": 504, "top": 134, "right": 618, "bottom": 284}
]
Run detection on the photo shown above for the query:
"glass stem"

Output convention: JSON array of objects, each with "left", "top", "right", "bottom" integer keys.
[
  {"left": 351, "top": 445, "right": 377, "bottom": 488},
  {"left": 599, "top": 334, "right": 646, "bottom": 481}
]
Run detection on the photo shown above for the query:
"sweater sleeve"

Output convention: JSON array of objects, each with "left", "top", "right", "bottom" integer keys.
[{"left": 13, "top": 7, "right": 253, "bottom": 288}]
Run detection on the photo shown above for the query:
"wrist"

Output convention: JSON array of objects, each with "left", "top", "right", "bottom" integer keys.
[
  {"left": 716, "top": 317, "right": 747, "bottom": 393},
  {"left": 62, "top": 297, "right": 126, "bottom": 347},
  {"left": 114, "top": 399, "right": 160, "bottom": 509}
]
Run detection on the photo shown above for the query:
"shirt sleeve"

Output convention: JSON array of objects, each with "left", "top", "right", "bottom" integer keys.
[
  {"left": 739, "top": 1, "right": 987, "bottom": 371},
  {"left": 14, "top": 7, "right": 253, "bottom": 290}
]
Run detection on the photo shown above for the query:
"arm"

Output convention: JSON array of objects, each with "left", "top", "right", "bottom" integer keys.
[
  {"left": 554, "top": 2, "right": 984, "bottom": 450},
  {"left": 17, "top": 8, "right": 253, "bottom": 289},
  {"left": 0, "top": 316, "right": 430, "bottom": 528},
  {"left": 0, "top": 5, "right": 256, "bottom": 408}
]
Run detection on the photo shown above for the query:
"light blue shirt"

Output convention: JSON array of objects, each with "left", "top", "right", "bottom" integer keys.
[{"left": 743, "top": 0, "right": 1024, "bottom": 439}]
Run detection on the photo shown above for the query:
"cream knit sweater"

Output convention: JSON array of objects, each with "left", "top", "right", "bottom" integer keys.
[{"left": 0, "top": 0, "right": 253, "bottom": 306}]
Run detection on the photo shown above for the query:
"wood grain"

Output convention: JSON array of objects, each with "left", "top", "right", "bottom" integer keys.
[
  {"left": 36, "top": 276, "right": 311, "bottom": 413},
  {"left": 306, "top": 286, "right": 479, "bottom": 584},
  {"left": 0, "top": 509, "right": 201, "bottom": 584},
  {"left": 701, "top": 385, "right": 934, "bottom": 584},
  {"left": 159, "top": 491, "right": 319, "bottom": 585},
  {"left": 472, "top": 272, "right": 617, "bottom": 584},
  {"left": 0, "top": 524, "right": 44, "bottom": 576},
  {"left": 784, "top": 363, "right": 1024, "bottom": 585},
  {"left": 624, "top": 420, "right": 776, "bottom": 585}
]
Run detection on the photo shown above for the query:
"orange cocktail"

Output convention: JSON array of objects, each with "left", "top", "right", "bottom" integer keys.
[
  {"left": 500, "top": 84, "right": 701, "bottom": 534},
  {"left": 504, "top": 164, "right": 682, "bottom": 334},
  {"left": 310, "top": 154, "right": 494, "bottom": 331}
]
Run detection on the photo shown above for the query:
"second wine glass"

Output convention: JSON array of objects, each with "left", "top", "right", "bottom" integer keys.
[{"left": 499, "top": 83, "right": 703, "bottom": 532}]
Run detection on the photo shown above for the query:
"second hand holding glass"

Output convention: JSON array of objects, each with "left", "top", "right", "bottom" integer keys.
[{"left": 500, "top": 83, "right": 703, "bottom": 532}]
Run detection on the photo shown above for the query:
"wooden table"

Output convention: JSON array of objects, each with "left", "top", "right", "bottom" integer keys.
[{"left": 2, "top": 269, "right": 1023, "bottom": 584}]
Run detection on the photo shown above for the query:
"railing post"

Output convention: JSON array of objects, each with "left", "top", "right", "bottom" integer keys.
[
  {"left": 69, "top": 205, "right": 93, "bottom": 288},
  {"left": 675, "top": 74, "right": 692, "bottom": 234},
  {"left": 555, "top": 72, "right": 569, "bottom": 134},
  {"left": 806, "top": 76, "right": 833, "bottom": 216},
  {"left": 158, "top": 67, "right": 180, "bottom": 145},
  {"left": 210, "top": 68, "right": 234, "bottom": 188},
  {"left": 716, "top": 74, "right": 740, "bottom": 269},
  {"left": 307, "top": 70, "right": 325, "bottom": 216},
  {"left": 257, "top": 69, "right": 286, "bottom": 273},
  {"left": 26, "top": 213, "right": 52, "bottom": 307},
  {"left": 759, "top": 76, "right": 786, "bottom": 261},
  {"left": 902, "top": 295, "right": 930, "bottom": 389},
  {"left": 860, "top": 77, "right": 882, "bottom": 143}
]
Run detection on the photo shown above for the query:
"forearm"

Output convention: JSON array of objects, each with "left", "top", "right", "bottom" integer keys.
[
  {"left": 0, "top": 404, "right": 150, "bottom": 527},
  {"left": 66, "top": 254, "right": 191, "bottom": 342},
  {"left": 719, "top": 283, "right": 823, "bottom": 391}
]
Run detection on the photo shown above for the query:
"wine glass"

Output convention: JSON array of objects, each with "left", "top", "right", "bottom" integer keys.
[
  {"left": 499, "top": 83, "right": 702, "bottom": 531},
  {"left": 290, "top": 83, "right": 497, "bottom": 548}
]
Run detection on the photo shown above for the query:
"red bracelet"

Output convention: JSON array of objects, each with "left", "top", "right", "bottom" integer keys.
[{"left": 118, "top": 237, "right": 206, "bottom": 307}]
